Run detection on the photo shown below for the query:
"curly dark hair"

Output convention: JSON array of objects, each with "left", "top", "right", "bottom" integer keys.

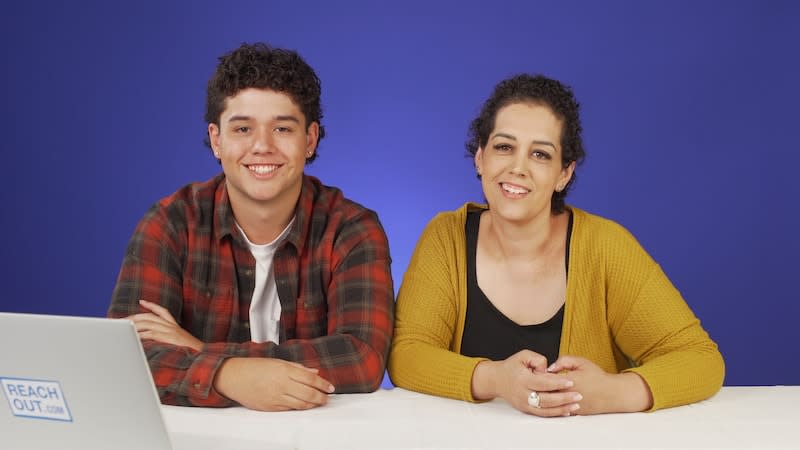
[
  {"left": 204, "top": 42, "right": 325, "bottom": 163},
  {"left": 465, "top": 74, "right": 585, "bottom": 214}
]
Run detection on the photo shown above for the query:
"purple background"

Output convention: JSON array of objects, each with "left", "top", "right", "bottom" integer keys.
[{"left": 1, "top": 1, "right": 798, "bottom": 386}]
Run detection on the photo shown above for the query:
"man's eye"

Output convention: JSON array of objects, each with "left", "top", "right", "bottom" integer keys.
[
  {"left": 235, "top": 126, "right": 250, "bottom": 133},
  {"left": 275, "top": 126, "right": 292, "bottom": 133}
]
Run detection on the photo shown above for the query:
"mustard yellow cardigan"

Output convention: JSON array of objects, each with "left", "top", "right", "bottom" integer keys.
[{"left": 388, "top": 203, "right": 724, "bottom": 411}]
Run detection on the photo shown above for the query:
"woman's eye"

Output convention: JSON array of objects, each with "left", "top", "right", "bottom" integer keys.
[
  {"left": 494, "top": 144, "right": 512, "bottom": 152},
  {"left": 532, "top": 150, "right": 551, "bottom": 160}
]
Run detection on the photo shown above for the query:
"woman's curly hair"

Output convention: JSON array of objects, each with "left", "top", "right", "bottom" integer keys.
[
  {"left": 204, "top": 42, "right": 325, "bottom": 162},
  {"left": 465, "top": 74, "right": 585, "bottom": 213}
]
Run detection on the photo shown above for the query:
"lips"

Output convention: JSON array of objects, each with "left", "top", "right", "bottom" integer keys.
[
  {"left": 246, "top": 164, "right": 280, "bottom": 175},
  {"left": 500, "top": 182, "right": 530, "bottom": 195}
]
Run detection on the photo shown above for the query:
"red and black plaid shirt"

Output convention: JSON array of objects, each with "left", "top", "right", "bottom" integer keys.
[{"left": 108, "top": 174, "right": 394, "bottom": 407}]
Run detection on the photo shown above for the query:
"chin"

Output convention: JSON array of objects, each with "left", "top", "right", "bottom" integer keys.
[
  {"left": 491, "top": 202, "right": 533, "bottom": 223},
  {"left": 246, "top": 187, "right": 282, "bottom": 202}
]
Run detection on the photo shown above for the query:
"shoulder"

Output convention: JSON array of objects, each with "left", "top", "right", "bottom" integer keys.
[
  {"left": 571, "top": 207, "right": 635, "bottom": 240},
  {"left": 569, "top": 206, "right": 656, "bottom": 271},
  {"left": 141, "top": 174, "right": 225, "bottom": 235},
  {"left": 571, "top": 206, "right": 644, "bottom": 248},
  {"left": 305, "top": 176, "right": 379, "bottom": 224},
  {"left": 304, "top": 176, "right": 383, "bottom": 230},
  {"left": 156, "top": 174, "right": 223, "bottom": 213},
  {"left": 424, "top": 202, "right": 485, "bottom": 236},
  {"left": 301, "top": 176, "right": 390, "bottom": 256},
  {"left": 409, "top": 202, "right": 484, "bottom": 257}
]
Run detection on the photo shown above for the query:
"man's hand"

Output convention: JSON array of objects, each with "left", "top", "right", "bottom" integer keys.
[
  {"left": 548, "top": 355, "right": 653, "bottom": 414},
  {"left": 471, "top": 350, "right": 581, "bottom": 417},
  {"left": 214, "top": 357, "right": 336, "bottom": 411},
  {"left": 127, "top": 300, "right": 203, "bottom": 351}
]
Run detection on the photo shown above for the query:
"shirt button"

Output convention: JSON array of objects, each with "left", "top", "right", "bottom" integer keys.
[
  {"left": 193, "top": 383, "right": 201, "bottom": 390},
  {"left": 244, "top": 269, "right": 254, "bottom": 276},
  {"left": 243, "top": 322, "right": 250, "bottom": 329}
]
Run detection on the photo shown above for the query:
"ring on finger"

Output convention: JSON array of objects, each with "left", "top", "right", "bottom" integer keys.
[{"left": 527, "top": 391, "right": 541, "bottom": 408}]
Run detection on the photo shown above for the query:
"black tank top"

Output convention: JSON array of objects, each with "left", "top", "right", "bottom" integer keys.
[{"left": 460, "top": 209, "right": 572, "bottom": 363}]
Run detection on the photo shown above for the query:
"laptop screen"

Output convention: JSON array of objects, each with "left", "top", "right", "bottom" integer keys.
[{"left": 0, "top": 313, "right": 174, "bottom": 450}]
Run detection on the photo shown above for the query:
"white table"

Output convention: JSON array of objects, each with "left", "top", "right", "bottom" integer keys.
[{"left": 163, "top": 386, "right": 800, "bottom": 449}]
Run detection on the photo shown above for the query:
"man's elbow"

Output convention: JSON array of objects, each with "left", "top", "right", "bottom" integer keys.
[{"left": 331, "top": 347, "right": 387, "bottom": 394}]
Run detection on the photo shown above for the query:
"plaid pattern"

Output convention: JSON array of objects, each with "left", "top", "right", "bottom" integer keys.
[{"left": 109, "top": 174, "right": 394, "bottom": 407}]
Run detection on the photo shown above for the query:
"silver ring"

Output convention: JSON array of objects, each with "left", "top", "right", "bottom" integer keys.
[{"left": 527, "top": 391, "right": 541, "bottom": 408}]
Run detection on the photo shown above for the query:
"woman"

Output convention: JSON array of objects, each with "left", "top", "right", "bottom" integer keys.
[{"left": 388, "top": 74, "right": 724, "bottom": 417}]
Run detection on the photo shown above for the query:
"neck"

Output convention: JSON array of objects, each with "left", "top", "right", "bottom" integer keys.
[
  {"left": 228, "top": 184, "right": 300, "bottom": 245},
  {"left": 483, "top": 209, "right": 564, "bottom": 261}
]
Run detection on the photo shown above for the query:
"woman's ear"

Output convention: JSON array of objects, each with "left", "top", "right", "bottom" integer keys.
[
  {"left": 557, "top": 161, "right": 576, "bottom": 191},
  {"left": 474, "top": 147, "right": 484, "bottom": 176}
]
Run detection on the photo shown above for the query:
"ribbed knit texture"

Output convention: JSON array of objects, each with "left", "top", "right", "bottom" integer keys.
[{"left": 388, "top": 203, "right": 724, "bottom": 411}]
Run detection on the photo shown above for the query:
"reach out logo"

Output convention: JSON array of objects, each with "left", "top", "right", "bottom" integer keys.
[{"left": 1, "top": 377, "right": 72, "bottom": 422}]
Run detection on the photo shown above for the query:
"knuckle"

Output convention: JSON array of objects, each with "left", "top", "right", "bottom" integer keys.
[
  {"left": 527, "top": 406, "right": 549, "bottom": 417},
  {"left": 542, "top": 407, "right": 567, "bottom": 417}
]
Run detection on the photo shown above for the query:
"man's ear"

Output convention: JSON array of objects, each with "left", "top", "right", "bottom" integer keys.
[
  {"left": 305, "top": 121, "right": 320, "bottom": 158},
  {"left": 208, "top": 123, "right": 221, "bottom": 158}
]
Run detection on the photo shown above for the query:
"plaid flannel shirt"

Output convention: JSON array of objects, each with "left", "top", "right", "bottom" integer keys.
[{"left": 108, "top": 174, "right": 394, "bottom": 407}]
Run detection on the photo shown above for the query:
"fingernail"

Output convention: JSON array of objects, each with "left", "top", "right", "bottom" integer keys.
[
  {"left": 570, "top": 403, "right": 580, "bottom": 411},
  {"left": 573, "top": 393, "right": 583, "bottom": 402},
  {"left": 564, "top": 380, "right": 574, "bottom": 388},
  {"left": 562, "top": 412, "right": 571, "bottom": 417},
  {"left": 547, "top": 364, "right": 556, "bottom": 372},
  {"left": 328, "top": 384, "right": 335, "bottom": 393}
]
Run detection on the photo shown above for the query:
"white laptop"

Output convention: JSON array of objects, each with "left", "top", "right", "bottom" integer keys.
[{"left": 0, "top": 312, "right": 175, "bottom": 450}]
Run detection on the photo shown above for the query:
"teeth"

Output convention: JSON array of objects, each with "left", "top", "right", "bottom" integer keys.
[
  {"left": 249, "top": 165, "right": 278, "bottom": 174},
  {"left": 502, "top": 183, "right": 528, "bottom": 194}
]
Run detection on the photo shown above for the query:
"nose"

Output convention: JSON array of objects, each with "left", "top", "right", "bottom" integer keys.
[
  {"left": 252, "top": 127, "right": 274, "bottom": 154},
  {"left": 508, "top": 150, "right": 529, "bottom": 177}
]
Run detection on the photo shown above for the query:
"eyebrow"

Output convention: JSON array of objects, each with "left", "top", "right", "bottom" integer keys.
[
  {"left": 273, "top": 115, "right": 301, "bottom": 123},
  {"left": 492, "top": 133, "right": 558, "bottom": 151},
  {"left": 226, "top": 114, "right": 301, "bottom": 123}
]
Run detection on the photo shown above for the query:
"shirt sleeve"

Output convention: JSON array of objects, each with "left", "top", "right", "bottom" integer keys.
[
  {"left": 606, "top": 229, "right": 725, "bottom": 411},
  {"left": 203, "top": 210, "right": 395, "bottom": 393},
  {"left": 387, "top": 212, "right": 487, "bottom": 402},
  {"left": 107, "top": 204, "right": 234, "bottom": 407}
]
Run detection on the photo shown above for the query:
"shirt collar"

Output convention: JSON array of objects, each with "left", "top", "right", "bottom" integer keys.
[
  {"left": 213, "top": 175, "right": 237, "bottom": 242},
  {"left": 283, "top": 175, "right": 316, "bottom": 255},
  {"left": 213, "top": 173, "right": 316, "bottom": 255}
]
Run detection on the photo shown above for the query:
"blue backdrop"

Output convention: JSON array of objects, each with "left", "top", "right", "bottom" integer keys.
[{"left": 1, "top": 0, "right": 798, "bottom": 387}]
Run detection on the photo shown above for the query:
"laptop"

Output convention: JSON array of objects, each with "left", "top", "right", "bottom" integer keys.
[{"left": 0, "top": 312, "right": 174, "bottom": 450}]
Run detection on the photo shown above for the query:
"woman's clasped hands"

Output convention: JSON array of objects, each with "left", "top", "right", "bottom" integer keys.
[
  {"left": 472, "top": 350, "right": 579, "bottom": 417},
  {"left": 471, "top": 350, "right": 648, "bottom": 417}
]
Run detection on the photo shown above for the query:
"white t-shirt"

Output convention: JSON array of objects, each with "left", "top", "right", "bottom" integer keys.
[{"left": 236, "top": 219, "right": 294, "bottom": 344}]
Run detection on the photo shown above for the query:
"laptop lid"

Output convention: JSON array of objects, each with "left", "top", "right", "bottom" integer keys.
[{"left": 0, "top": 313, "right": 173, "bottom": 450}]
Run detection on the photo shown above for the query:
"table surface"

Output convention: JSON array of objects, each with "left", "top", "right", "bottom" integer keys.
[{"left": 163, "top": 386, "right": 800, "bottom": 450}]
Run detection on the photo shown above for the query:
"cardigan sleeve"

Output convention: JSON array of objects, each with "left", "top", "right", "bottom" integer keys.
[
  {"left": 604, "top": 224, "right": 725, "bottom": 411},
  {"left": 387, "top": 212, "right": 487, "bottom": 401}
]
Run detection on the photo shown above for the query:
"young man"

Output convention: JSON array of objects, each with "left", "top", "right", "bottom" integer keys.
[{"left": 108, "top": 43, "right": 394, "bottom": 411}]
